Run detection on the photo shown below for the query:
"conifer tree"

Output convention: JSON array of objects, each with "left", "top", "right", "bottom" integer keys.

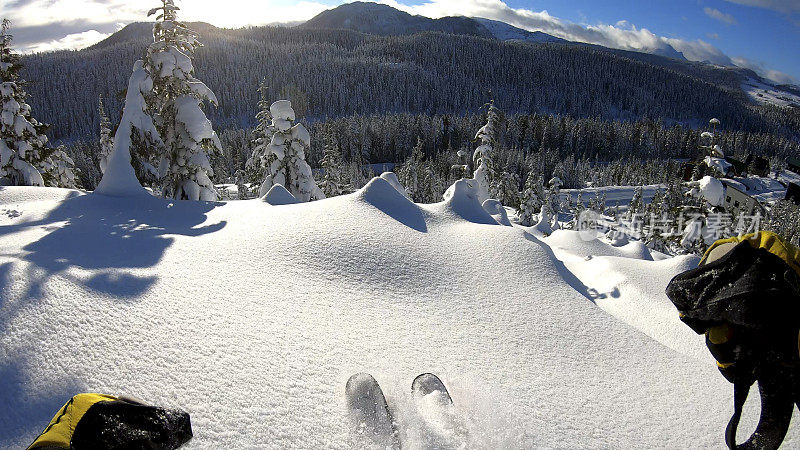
[
  {"left": 472, "top": 99, "right": 501, "bottom": 204},
  {"left": 146, "top": 0, "right": 221, "bottom": 200},
  {"left": 97, "top": 94, "right": 113, "bottom": 174},
  {"left": 626, "top": 186, "right": 644, "bottom": 220},
  {"left": 40, "top": 145, "right": 79, "bottom": 189},
  {"left": 398, "top": 137, "right": 425, "bottom": 202},
  {"left": 318, "top": 124, "right": 347, "bottom": 197},
  {"left": 518, "top": 174, "right": 543, "bottom": 226},
  {"left": 246, "top": 79, "right": 273, "bottom": 187},
  {"left": 0, "top": 19, "right": 51, "bottom": 187},
  {"left": 258, "top": 100, "right": 324, "bottom": 202}
]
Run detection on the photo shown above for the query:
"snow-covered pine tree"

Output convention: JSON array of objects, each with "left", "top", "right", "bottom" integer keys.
[
  {"left": 497, "top": 171, "right": 521, "bottom": 208},
  {"left": 95, "top": 58, "right": 164, "bottom": 197},
  {"left": 543, "top": 176, "right": 562, "bottom": 230},
  {"left": 568, "top": 192, "right": 585, "bottom": 229},
  {"left": 39, "top": 145, "right": 79, "bottom": 189},
  {"left": 472, "top": 99, "right": 501, "bottom": 204},
  {"left": 245, "top": 79, "right": 273, "bottom": 188},
  {"left": 97, "top": 94, "right": 113, "bottom": 174},
  {"left": 626, "top": 186, "right": 644, "bottom": 220},
  {"left": 398, "top": 137, "right": 425, "bottom": 202},
  {"left": 318, "top": 124, "right": 348, "bottom": 197},
  {"left": 0, "top": 19, "right": 51, "bottom": 187},
  {"left": 258, "top": 100, "right": 324, "bottom": 202},
  {"left": 146, "top": 0, "right": 221, "bottom": 201},
  {"left": 518, "top": 174, "right": 543, "bottom": 226}
]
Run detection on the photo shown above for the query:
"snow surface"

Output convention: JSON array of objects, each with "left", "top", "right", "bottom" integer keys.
[
  {"left": 742, "top": 77, "right": 800, "bottom": 108},
  {"left": 697, "top": 175, "right": 725, "bottom": 207},
  {"left": 1, "top": 181, "right": 798, "bottom": 449},
  {"left": 262, "top": 183, "right": 299, "bottom": 205}
]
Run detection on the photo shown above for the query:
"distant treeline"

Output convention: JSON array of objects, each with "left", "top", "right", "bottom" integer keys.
[{"left": 66, "top": 111, "right": 799, "bottom": 191}]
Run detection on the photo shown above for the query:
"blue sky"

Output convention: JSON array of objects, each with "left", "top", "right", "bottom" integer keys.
[
  {"left": 502, "top": 0, "right": 800, "bottom": 84},
  {"left": 2, "top": 0, "right": 798, "bottom": 83}
]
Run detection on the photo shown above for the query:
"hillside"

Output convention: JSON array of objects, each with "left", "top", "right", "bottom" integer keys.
[
  {"left": 20, "top": 19, "right": 797, "bottom": 146},
  {"left": 2, "top": 180, "right": 798, "bottom": 448}
]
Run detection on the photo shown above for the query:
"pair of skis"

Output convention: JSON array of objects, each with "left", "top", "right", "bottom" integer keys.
[{"left": 345, "top": 373, "right": 452, "bottom": 449}]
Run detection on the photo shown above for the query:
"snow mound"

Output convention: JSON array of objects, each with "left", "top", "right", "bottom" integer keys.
[
  {"left": 429, "top": 179, "right": 497, "bottom": 225},
  {"left": 262, "top": 184, "right": 299, "bottom": 205},
  {"left": 357, "top": 176, "right": 426, "bottom": 232},
  {"left": 544, "top": 230, "right": 704, "bottom": 359},
  {"left": 379, "top": 172, "right": 409, "bottom": 198},
  {"left": 3, "top": 186, "right": 798, "bottom": 449},
  {"left": 548, "top": 230, "right": 651, "bottom": 260},
  {"left": 481, "top": 199, "right": 511, "bottom": 226}
]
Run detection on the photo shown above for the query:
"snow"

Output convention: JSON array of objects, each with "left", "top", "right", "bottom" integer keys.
[
  {"left": 697, "top": 176, "right": 725, "bottom": 207},
  {"left": 481, "top": 199, "right": 511, "bottom": 226},
  {"left": 379, "top": 171, "right": 409, "bottom": 198},
  {"left": 175, "top": 95, "right": 220, "bottom": 146},
  {"left": 94, "top": 60, "right": 157, "bottom": 198},
  {"left": 1, "top": 180, "right": 798, "bottom": 449},
  {"left": 262, "top": 184, "right": 299, "bottom": 205},
  {"left": 741, "top": 76, "right": 800, "bottom": 108},
  {"left": 704, "top": 156, "right": 732, "bottom": 175},
  {"left": 270, "top": 100, "right": 295, "bottom": 123}
]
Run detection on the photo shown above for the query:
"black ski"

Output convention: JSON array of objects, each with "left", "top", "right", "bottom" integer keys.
[
  {"left": 345, "top": 373, "right": 400, "bottom": 449},
  {"left": 411, "top": 373, "right": 452, "bottom": 404}
]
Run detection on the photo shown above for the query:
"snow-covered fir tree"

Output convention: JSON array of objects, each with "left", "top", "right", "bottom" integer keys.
[
  {"left": 40, "top": 145, "right": 79, "bottom": 189},
  {"left": 146, "top": 0, "right": 221, "bottom": 200},
  {"left": 626, "top": 186, "right": 644, "bottom": 220},
  {"left": 245, "top": 79, "right": 273, "bottom": 188},
  {"left": 258, "top": 100, "right": 324, "bottom": 202},
  {"left": 97, "top": 94, "right": 113, "bottom": 174},
  {"left": 95, "top": 58, "right": 163, "bottom": 197},
  {"left": 398, "top": 137, "right": 425, "bottom": 202},
  {"left": 318, "top": 124, "right": 348, "bottom": 197},
  {"left": 472, "top": 99, "right": 501, "bottom": 204},
  {"left": 517, "top": 174, "right": 543, "bottom": 226},
  {"left": 496, "top": 171, "right": 520, "bottom": 208},
  {"left": 0, "top": 19, "right": 51, "bottom": 187}
]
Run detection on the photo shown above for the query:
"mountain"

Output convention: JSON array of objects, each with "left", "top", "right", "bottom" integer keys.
[
  {"left": 473, "top": 17, "right": 567, "bottom": 44},
  {"left": 298, "top": 2, "right": 493, "bottom": 38},
  {"left": 17, "top": 2, "right": 800, "bottom": 145}
]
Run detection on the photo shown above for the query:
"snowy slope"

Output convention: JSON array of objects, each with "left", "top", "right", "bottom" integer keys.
[
  {"left": 473, "top": 18, "right": 566, "bottom": 44},
  {"left": 1, "top": 181, "right": 798, "bottom": 449},
  {"left": 742, "top": 76, "right": 800, "bottom": 108}
]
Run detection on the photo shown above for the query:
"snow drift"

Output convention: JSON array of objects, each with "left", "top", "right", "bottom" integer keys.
[{"left": 1, "top": 179, "right": 797, "bottom": 449}]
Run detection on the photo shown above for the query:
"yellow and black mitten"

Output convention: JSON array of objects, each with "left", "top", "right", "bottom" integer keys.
[
  {"left": 27, "top": 393, "right": 192, "bottom": 450},
  {"left": 667, "top": 231, "right": 800, "bottom": 450}
]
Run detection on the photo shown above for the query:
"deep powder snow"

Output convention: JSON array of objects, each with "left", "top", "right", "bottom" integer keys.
[{"left": 0, "top": 181, "right": 797, "bottom": 449}]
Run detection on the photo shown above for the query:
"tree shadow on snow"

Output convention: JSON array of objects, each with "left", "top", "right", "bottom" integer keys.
[
  {"left": 521, "top": 231, "right": 620, "bottom": 304},
  {"left": 0, "top": 356, "right": 84, "bottom": 448},
  {"left": 0, "top": 193, "right": 226, "bottom": 323}
]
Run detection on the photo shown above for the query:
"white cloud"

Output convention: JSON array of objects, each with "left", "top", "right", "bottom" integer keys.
[
  {"left": 732, "top": 56, "right": 797, "bottom": 84},
  {"left": 3, "top": 0, "right": 331, "bottom": 30},
  {"left": 704, "top": 7, "right": 738, "bottom": 25},
  {"left": 724, "top": 0, "right": 800, "bottom": 13},
  {"left": 2, "top": 0, "right": 795, "bottom": 83},
  {"left": 24, "top": 29, "right": 113, "bottom": 53},
  {"left": 380, "top": 0, "right": 733, "bottom": 64}
]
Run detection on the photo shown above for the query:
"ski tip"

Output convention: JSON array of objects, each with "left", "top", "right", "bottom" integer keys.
[{"left": 412, "top": 373, "right": 453, "bottom": 404}]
